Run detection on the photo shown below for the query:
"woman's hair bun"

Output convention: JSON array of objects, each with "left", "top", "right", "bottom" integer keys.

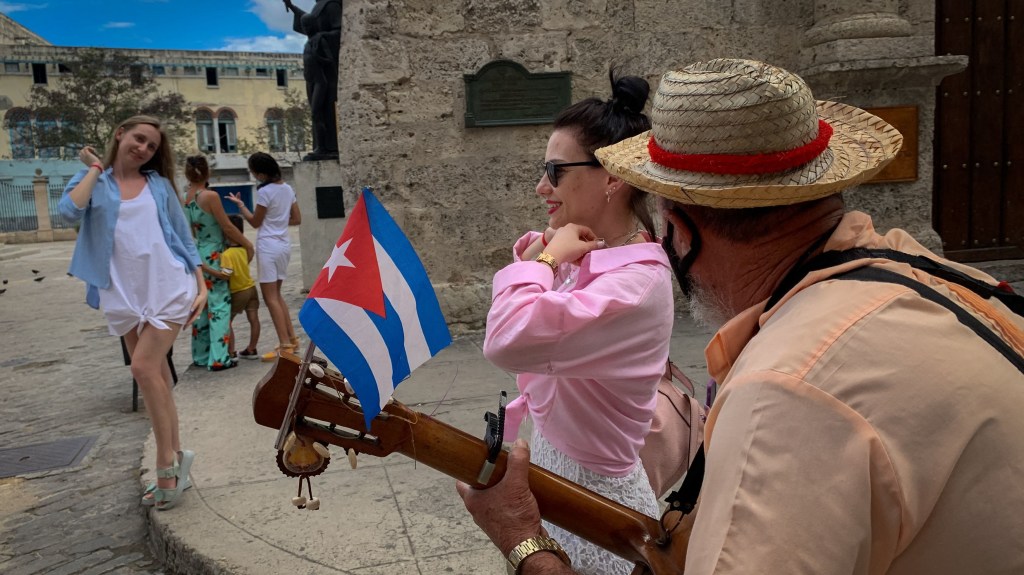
[{"left": 609, "top": 71, "right": 650, "bottom": 115}]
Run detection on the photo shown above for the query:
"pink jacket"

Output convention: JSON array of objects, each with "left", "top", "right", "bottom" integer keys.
[{"left": 484, "top": 231, "right": 674, "bottom": 476}]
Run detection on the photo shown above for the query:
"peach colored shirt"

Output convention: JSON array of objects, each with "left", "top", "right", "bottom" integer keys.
[{"left": 686, "top": 212, "right": 1024, "bottom": 575}]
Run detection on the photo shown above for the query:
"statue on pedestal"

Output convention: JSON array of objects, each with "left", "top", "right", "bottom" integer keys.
[{"left": 284, "top": 0, "right": 342, "bottom": 162}]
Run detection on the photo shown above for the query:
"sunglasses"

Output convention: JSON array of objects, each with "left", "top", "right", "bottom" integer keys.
[{"left": 544, "top": 160, "right": 601, "bottom": 187}]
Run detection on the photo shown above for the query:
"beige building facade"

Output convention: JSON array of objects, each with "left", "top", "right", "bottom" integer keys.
[{"left": 0, "top": 13, "right": 306, "bottom": 165}]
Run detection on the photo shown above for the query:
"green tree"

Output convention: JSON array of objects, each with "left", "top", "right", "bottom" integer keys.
[
  {"left": 237, "top": 88, "right": 312, "bottom": 156},
  {"left": 18, "top": 49, "right": 193, "bottom": 160}
]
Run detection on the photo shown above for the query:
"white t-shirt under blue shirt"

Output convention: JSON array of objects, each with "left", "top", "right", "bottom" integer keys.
[{"left": 255, "top": 181, "right": 296, "bottom": 252}]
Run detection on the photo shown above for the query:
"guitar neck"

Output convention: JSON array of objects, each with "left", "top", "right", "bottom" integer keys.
[{"left": 254, "top": 355, "right": 687, "bottom": 574}]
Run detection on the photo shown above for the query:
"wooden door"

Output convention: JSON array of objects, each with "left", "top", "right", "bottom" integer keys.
[{"left": 935, "top": 0, "right": 1024, "bottom": 262}]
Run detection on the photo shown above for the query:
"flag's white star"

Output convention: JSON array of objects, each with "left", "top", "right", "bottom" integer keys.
[{"left": 323, "top": 238, "right": 355, "bottom": 281}]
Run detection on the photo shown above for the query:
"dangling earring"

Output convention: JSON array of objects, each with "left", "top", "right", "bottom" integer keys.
[{"left": 606, "top": 189, "right": 613, "bottom": 204}]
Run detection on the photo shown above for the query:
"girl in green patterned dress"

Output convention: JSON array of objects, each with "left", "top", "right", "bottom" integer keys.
[{"left": 183, "top": 156, "right": 254, "bottom": 370}]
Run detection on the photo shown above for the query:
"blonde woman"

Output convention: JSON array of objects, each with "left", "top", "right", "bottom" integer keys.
[{"left": 59, "top": 115, "right": 203, "bottom": 510}]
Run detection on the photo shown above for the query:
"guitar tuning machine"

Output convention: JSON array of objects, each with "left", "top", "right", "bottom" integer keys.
[{"left": 476, "top": 391, "right": 507, "bottom": 485}]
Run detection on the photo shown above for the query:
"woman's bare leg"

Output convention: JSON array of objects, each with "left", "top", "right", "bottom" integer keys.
[
  {"left": 260, "top": 281, "right": 291, "bottom": 346},
  {"left": 123, "top": 322, "right": 182, "bottom": 492}
]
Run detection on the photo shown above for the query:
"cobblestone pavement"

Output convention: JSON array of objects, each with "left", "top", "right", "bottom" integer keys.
[{"left": 0, "top": 240, "right": 179, "bottom": 575}]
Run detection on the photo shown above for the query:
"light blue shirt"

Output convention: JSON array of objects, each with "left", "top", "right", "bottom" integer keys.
[{"left": 59, "top": 167, "right": 201, "bottom": 309}]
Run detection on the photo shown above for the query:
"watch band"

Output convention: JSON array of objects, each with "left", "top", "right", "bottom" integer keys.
[
  {"left": 534, "top": 252, "right": 558, "bottom": 273},
  {"left": 506, "top": 535, "right": 571, "bottom": 574}
]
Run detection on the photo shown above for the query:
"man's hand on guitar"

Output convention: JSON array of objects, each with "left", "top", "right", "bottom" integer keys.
[{"left": 456, "top": 440, "right": 575, "bottom": 573}]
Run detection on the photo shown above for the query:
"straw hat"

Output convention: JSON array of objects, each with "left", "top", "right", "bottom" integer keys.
[{"left": 595, "top": 59, "right": 903, "bottom": 208}]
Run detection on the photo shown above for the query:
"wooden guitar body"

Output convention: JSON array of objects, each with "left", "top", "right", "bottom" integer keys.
[{"left": 252, "top": 352, "right": 692, "bottom": 575}]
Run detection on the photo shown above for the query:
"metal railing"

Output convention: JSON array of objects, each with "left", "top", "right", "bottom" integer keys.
[
  {"left": 48, "top": 179, "right": 75, "bottom": 230},
  {"left": 0, "top": 180, "right": 38, "bottom": 232}
]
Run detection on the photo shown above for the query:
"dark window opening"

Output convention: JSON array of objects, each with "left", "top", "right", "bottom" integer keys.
[
  {"left": 276, "top": 69, "right": 288, "bottom": 88},
  {"left": 31, "top": 63, "right": 47, "bottom": 84},
  {"left": 206, "top": 67, "right": 218, "bottom": 87},
  {"left": 129, "top": 64, "right": 145, "bottom": 87}
]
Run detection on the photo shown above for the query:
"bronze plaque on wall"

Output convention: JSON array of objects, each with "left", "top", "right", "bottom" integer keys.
[
  {"left": 864, "top": 106, "right": 918, "bottom": 183},
  {"left": 464, "top": 60, "right": 571, "bottom": 128}
]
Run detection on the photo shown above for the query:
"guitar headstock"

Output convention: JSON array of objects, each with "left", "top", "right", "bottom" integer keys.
[{"left": 252, "top": 351, "right": 418, "bottom": 459}]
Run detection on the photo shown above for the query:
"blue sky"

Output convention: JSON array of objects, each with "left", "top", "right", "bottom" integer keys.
[{"left": 1, "top": 0, "right": 316, "bottom": 53}]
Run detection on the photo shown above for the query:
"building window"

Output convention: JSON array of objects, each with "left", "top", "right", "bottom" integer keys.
[
  {"left": 276, "top": 69, "right": 288, "bottom": 88},
  {"left": 255, "top": 68, "right": 270, "bottom": 77},
  {"left": 195, "top": 110, "right": 215, "bottom": 153},
  {"left": 183, "top": 65, "right": 199, "bottom": 76},
  {"left": 35, "top": 113, "right": 59, "bottom": 159},
  {"left": 151, "top": 65, "right": 166, "bottom": 75},
  {"left": 129, "top": 64, "right": 146, "bottom": 87},
  {"left": 288, "top": 123, "right": 306, "bottom": 153},
  {"left": 206, "top": 67, "right": 218, "bottom": 87},
  {"left": 58, "top": 63, "right": 72, "bottom": 74},
  {"left": 217, "top": 110, "right": 237, "bottom": 153},
  {"left": 31, "top": 63, "right": 47, "bottom": 84},
  {"left": 222, "top": 67, "right": 239, "bottom": 77},
  {"left": 266, "top": 109, "right": 285, "bottom": 152},
  {"left": 5, "top": 108, "right": 34, "bottom": 159},
  {"left": 4, "top": 62, "right": 19, "bottom": 73}
]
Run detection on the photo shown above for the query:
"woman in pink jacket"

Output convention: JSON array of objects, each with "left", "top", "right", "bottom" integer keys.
[{"left": 482, "top": 72, "right": 674, "bottom": 575}]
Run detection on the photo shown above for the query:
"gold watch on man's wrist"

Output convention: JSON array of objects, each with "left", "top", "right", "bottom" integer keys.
[{"left": 506, "top": 535, "right": 571, "bottom": 574}]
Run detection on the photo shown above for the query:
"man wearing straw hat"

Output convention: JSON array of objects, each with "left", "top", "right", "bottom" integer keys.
[{"left": 458, "top": 59, "right": 1024, "bottom": 574}]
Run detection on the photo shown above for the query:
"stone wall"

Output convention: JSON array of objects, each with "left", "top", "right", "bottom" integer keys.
[{"left": 330, "top": 0, "right": 956, "bottom": 331}]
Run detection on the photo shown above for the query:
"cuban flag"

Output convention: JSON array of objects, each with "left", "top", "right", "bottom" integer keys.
[{"left": 298, "top": 187, "right": 452, "bottom": 430}]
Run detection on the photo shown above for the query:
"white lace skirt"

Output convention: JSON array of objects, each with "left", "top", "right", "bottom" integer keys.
[{"left": 531, "top": 431, "right": 659, "bottom": 575}]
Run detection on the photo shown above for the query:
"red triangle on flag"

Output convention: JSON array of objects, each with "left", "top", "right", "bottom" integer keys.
[{"left": 307, "top": 194, "right": 386, "bottom": 316}]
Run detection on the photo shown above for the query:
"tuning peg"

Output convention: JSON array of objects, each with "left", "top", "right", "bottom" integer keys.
[
  {"left": 309, "top": 363, "right": 325, "bottom": 378},
  {"left": 291, "top": 496, "right": 307, "bottom": 508},
  {"left": 283, "top": 432, "right": 297, "bottom": 453},
  {"left": 313, "top": 442, "right": 330, "bottom": 459},
  {"left": 306, "top": 497, "right": 320, "bottom": 511},
  {"left": 347, "top": 449, "right": 358, "bottom": 469}
]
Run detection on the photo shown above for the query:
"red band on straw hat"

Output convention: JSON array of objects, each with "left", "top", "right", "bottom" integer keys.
[{"left": 648, "top": 119, "right": 834, "bottom": 176}]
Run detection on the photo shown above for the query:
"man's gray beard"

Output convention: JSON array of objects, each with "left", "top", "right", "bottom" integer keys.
[{"left": 684, "top": 276, "right": 733, "bottom": 331}]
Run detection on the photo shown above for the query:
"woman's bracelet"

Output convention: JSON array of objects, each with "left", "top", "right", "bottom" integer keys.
[
  {"left": 540, "top": 234, "right": 549, "bottom": 247},
  {"left": 90, "top": 163, "right": 103, "bottom": 172}
]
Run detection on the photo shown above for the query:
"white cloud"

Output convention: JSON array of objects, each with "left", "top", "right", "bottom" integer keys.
[
  {"left": 0, "top": 2, "right": 47, "bottom": 13},
  {"left": 102, "top": 22, "right": 135, "bottom": 29},
  {"left": 220, "top": 33, "right": 305, "bottom": 54},
  {"left": 248, "top": 0, "right": 315, "bottom": 34}
]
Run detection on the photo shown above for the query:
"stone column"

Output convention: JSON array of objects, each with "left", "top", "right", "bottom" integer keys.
[
  {"left": 803, "top": 1, "right": 915, "bottom": 65},
  {"left": 798, "top": 0, "right": 966, "bottom": 255},
  {"left": 32, "top": 170, "right": 53, "bottom": 242}
]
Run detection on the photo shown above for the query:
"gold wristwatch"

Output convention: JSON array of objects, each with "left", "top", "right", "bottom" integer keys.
[
  {"left": 506, "top": 535, "right": 571, "bottom": 574},
  {"left": 534, "top": 252, "right": 558, "bottom": 273}
]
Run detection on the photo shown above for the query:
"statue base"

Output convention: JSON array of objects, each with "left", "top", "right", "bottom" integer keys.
[
  {"left": 293, "top": 160, "right": 346, "bottom": 291},
  {"left": 302, "top": 150, "right": 339, "bottom": 162}
]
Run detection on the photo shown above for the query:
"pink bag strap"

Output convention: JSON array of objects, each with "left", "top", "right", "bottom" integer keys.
[{"left": 664, "top": 360, "right": 696, "bottom": 396}]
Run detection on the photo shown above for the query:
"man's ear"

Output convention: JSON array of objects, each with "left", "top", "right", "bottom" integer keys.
[{"left": 663, "top": 207, "right": 694, "bottom": 256}]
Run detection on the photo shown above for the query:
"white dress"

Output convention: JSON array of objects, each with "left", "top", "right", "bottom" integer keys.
[
  {"left": 531, "top": 430, "right": 660, "bottom": 575},
  {"left": 99, "top": 184, "right": 197, "bottom": 336}
]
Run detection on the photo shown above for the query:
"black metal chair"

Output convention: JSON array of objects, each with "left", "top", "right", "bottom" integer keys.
[{"left": 119, "top": 337, "right": 178, "bottom": 412}]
